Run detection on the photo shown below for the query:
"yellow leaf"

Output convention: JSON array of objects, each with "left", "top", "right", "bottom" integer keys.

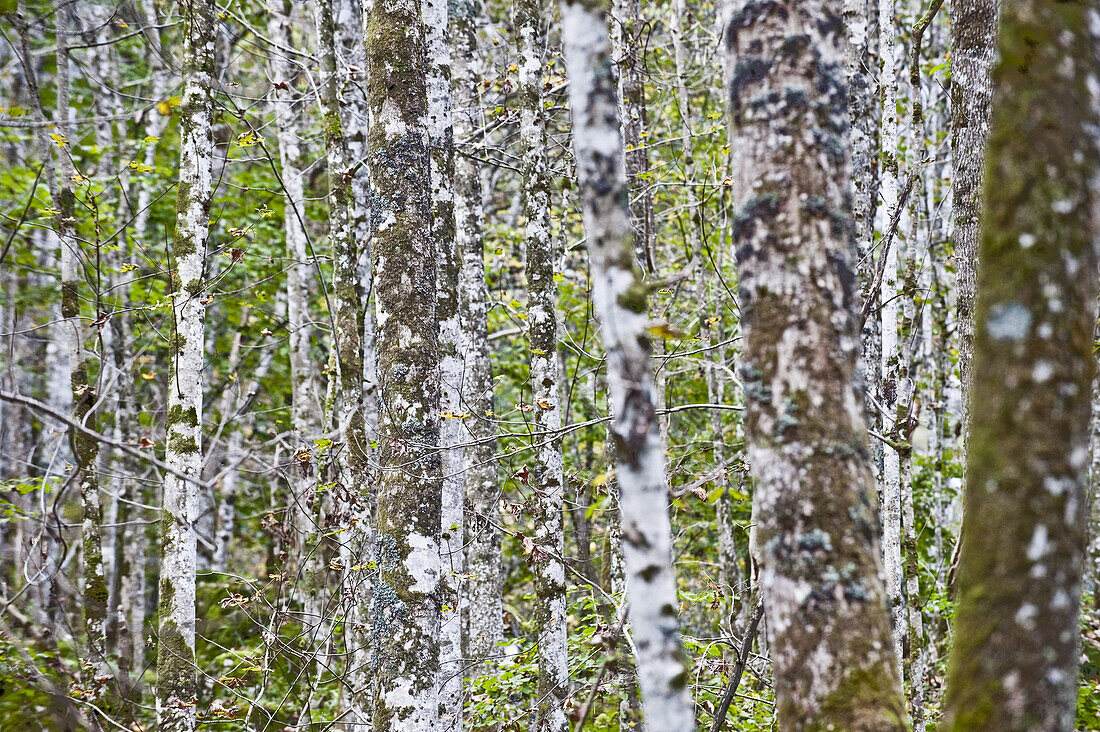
[
  {"left": 236, "top": 130, "right": 263, "bottom": 147},
  {"left": 592, "top": 470, "right": 615, "bottom": 488},
  {"left": 646, "top": 323, "right": 689, "bottom": 340}
]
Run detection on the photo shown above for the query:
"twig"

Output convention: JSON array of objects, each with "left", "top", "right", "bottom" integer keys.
[
  {"left": 858, "top": 167, "right": 921, "bottom": 331},
  {"left": 710, "top": 600, "right": 765, "bottom": 732},
  {"left": 910, "top": 0, "right": 946, "bottom": 124},
  {"left": 0, "top": 389, "right": 211, "bottom": 490},
  {"left": 0, "top": 162, "right": 44, "bottom": 267},
  {"left": 574, "top": 609, "right": 630, "bottom": 730}
]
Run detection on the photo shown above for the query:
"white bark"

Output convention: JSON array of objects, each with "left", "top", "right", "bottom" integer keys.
[
  {"left": 158, "top": 0, "right": 216, "bottom": 727},
  {"left": 561, "top": 3, "right": 695, "bottom": 727},
  {"left": 421, "top": 0, "right": 463, "bottom": 725},
  {"left": 517, "top": 1, "right": 568, "bottom": 728},
  {"left": 877, "top": 0, "right": 907, "bottom": 675},
  {"left": 452, "top": 0, "right": 504, "bottom": 676}
]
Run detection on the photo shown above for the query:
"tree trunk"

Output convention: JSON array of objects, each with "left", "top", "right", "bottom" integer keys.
[
  {"left": 722, "top": 0, "right": 909, "bottom": 727},
  {"left": 365, "top": 0, "right": 441, "bottom": 726},
  {"left": 517, "top": 1, "right": 568, "bottom": 729},
  {"left": 157, "top": 0, "right": 216, "bottom": 727},
  {"left": 561, "top": 2, "right": 695, "bottom": 726},
  {"left": 421, "top": 0, "right": 462, "bottom": 725},
  {"left": 608, "top": 0, "right": 654, "bottom": 273},
  {"left": 452, "top": 0, "right": 504, "bottom": 677},
  {"left": 950, "top": 0, "right": 999, "bottom": 452},
  {"left": 941, "top": 2, "right": 1100, "bottom": 728},
  {"left": 53, "top": 0, "right": 109, "bottom": 684}
]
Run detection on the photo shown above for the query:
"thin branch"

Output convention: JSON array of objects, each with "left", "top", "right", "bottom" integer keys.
[
  {"left": 858, "top": 166, "right": 922, "bottom": 331},
  {"left": 0, "top": 389, "right": 211, "bottom": 491},
  {"left": 710, "top": 600, "right": 765, "bottom": 732}
]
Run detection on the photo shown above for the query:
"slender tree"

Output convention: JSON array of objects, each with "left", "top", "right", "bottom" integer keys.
[
  {"left": 951, "top": 0, "right": 999, "bottom": 447},
  {"left": 517, "top": 0, "right": 568, "bottom": 728},
  {"left": 158, "top": 0, "right": 216, "bottom": 727},
  {"left": 53, "top": 0, "right": 109, "bottom": 682},
  {"left": 453, "top": 0, "right": 504, "bottom": 676},
  {"left": 560, "top": 1, "right": 695, "bottom": 726},
  {"left": 365, "top": 0, "right": 441, "bottom": 726},
  {"left": 608, "top": 0, "right": 654, "bottom": 273},
  {"left": 722, "top": 0, "right": 908, "bottom": 726},
  {"left": 421, "top": 0, "right": 463, "bottom": 725},
  {"left": 942, "top": 1, "right": 1100, "bottom": 727}
]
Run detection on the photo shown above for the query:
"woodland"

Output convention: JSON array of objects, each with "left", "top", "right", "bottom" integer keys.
[{"left": 0, "top": 0, "right": 1098, "bottom": 730}]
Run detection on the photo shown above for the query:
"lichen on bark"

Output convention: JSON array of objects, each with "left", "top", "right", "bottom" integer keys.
[
  {"left": 158, "top": 0, "right": 216, "bottom": 728},
  {"left": 723, "top": 0, "right": 908, "bottom": 727},
  {"left": 366, "top": 0, "right": 442, "bottom": 727}
]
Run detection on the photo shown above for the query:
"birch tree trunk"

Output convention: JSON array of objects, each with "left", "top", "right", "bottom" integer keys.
[
  {"left": 876, "top": 0, "right": 909, "bottom": 678},
  {"left": 517, "top": 1, "right": 568, "bottom": 728},
  {"left": 365, "top": 1, "right": 441, "bottom": 726},
  {"left": 420, "top": 0, "right": 463, "bottom": 725},
  {"left": 119, "top": 0, "right": 168, "bottom": 680},
  {"left": 269, "top": 0, "right": 319, "bottom": 571},
  {"left": 561, "top": 3, "right": 694, "bottom": 726},
  {"left": 942, "top": 1, "right": 1100, "bottom": 727},
  {"left": 723, "top": 0, "right": 908, "bottom": 726},
  {"left": 950, "top": 0, "right": 999, "bottom": 449},
  {"left": 53, "top": 0, "right": 109, "bottom": 682},
  {"left": 158, "top": 0, "right": 216, "bottom": 727},
  {"left": 608, "top": 0, "right": 654, "bottom": 273},
  {"left": 452, "top": 0, "right": 504, "bottom": 675}
]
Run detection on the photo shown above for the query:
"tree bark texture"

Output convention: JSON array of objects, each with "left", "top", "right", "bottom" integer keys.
[
  {"left": 422, "top": 0, "right": 462, "bottom": 725},
  {"left": 452, "top": 0, "right": 505, "bottom": 677},
  {"left": 517, "top": 1, "right": 569, "bottom": 729},
  {"left": 950, "top": 0, "right": 999, "bottom": 450},
  {"left": 158, "top": 0, "right": 216, "bottom": 728},
  {"left": 942, "top": 1, "right": 1100, "bottom": 728},
  {"left": 365, "top": 1, "right": 441, "bottom": 727},
  {"left": 723, "top": 0, "right": 909, "bottom": 727}
]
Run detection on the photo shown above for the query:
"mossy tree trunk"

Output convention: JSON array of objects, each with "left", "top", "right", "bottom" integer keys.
[
  {"left": 723, "top": 0, "right": 909, "bottom": 727},
  {"left": 561, "top": 1, "right": 695, "bottom": 726},
  {"left": 517, "top": 0, "right": 568, "bottom": 728},
  {"left": 365, "top": 0, "right": 441, "bottom": 727},
  {"left": 53, "top": 0, "right": 109, "bottom": 686},
  {"left": 158, "top": 0, "right": 216, "bottom": 728},
  {"left": 941, "top": 1, "right": 1100, "bottom": 728}
]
